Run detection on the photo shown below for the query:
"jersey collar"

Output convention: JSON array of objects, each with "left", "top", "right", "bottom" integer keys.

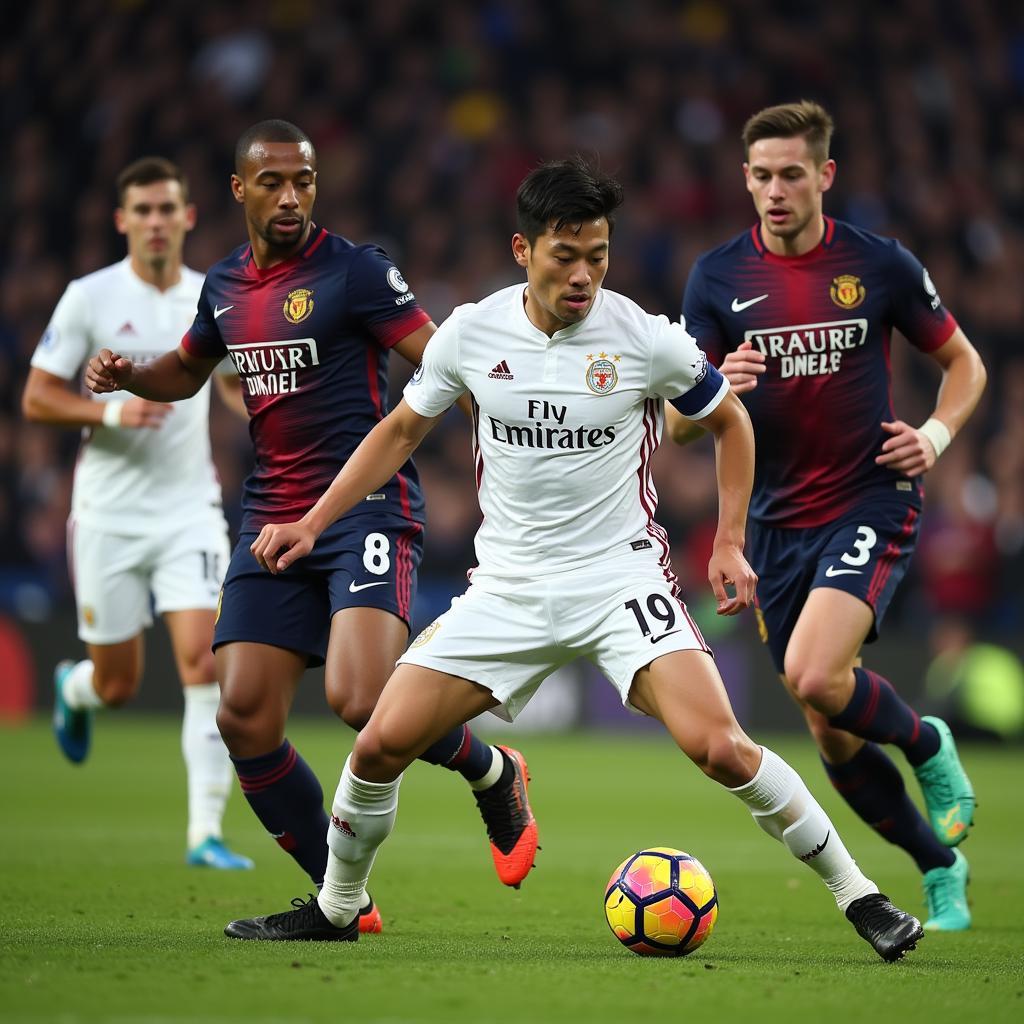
[
  {"left": 242, "top": 224, "right": 328, "bottom": 277},
  {"left": 516, "top": 286, "right": 605, "bottom": 341},
  {"left": 750, "top": 216, "right": 837, "bottom": 263}
]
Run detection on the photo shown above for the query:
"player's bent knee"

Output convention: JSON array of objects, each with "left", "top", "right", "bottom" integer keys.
[
  {"left": 351, "top": 728, "right": 409, "bottom": 782},
  {"left": 92, "top": 673, "right": 140, "bottom": 707},
  {"left": 784, "top": 662, "right": 842, "bottom": 712},
  {"left": 698, "top": 729, "right": 761, "bottom": 788},
  {"left": 178, "top": 649, "right": 218, "bottom": 687},
  {"left": 326, "top": 693, "right": 374, "bottom": 732}
]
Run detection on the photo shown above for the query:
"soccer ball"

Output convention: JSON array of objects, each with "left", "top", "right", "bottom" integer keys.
[{"left": 604, "top": 847, "right": 718, "bottom": 957}]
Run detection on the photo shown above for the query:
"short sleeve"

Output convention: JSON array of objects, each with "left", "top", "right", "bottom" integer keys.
[
  {"left": 181, "top": 279, "right": 227, "bottom": 360},
  {"left": 682, "top": 258, "right": 728, "bottom": 365},
  {"left": 650, "top": 316, "right": 729, "bottom": 420},
  {"left": 347, "top": 246, "right": 431, "bottom": 349},
  {"left": 30, "top": 281, "right": 92, "bottom": 380},
  {"left": 887, "top": 241, "right": 957, "bottom": 354},
  {"left": 401, "top": 313, "right": 466, "bottom": 417}
]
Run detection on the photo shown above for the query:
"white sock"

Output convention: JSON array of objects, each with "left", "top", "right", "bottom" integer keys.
[
  {"left": 62, "top": 660, "right": 104, "bottom": 710},
  {"left": 182, "top": 683, "right": 233, "bottom": 850},
  {"left": 729, "top": 747, "right": 878, "bottom": 911},
  {"left": 317, "top": 756, "right": 402, "bottom": 928},
  {"left": 468, "top": 745, "right": 503, "bottom": 791}
]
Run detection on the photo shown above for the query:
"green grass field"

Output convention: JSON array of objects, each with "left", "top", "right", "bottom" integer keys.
[{"left": 2, "top": 716, "right": 1021, "bottom": 1023}]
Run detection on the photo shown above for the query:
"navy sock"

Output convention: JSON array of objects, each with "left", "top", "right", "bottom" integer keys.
[
  {"left": 419, "top": 724, "right": 495, "bottom": 782},
  {"left": 232, "top": 740, "right": 329, "bottom": 886},
  {"left": 828, "top": 667, "right": 941, "bottom": 767},
  {"left": 822, "top": 743, "right": 954, "bottom": 873}
]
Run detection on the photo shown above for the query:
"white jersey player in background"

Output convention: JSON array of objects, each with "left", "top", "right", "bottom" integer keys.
[
  {"left": 205, "top": 157, "right": 924, "bottom": 958},
  {"left": 23, "top": 157, "right": 252, "bottom": 870}
]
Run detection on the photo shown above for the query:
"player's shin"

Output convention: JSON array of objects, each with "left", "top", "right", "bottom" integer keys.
[
  {"left": 729, "top": 747, "right": 877, "bottom": 910},
  {"left": 317, "top": 755, "right": 402, "bottom": 928}
]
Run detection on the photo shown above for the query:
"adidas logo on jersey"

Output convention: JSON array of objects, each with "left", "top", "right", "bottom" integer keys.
[
  {"left": 488, "top": 360, "right": 514, "bottom": 380},
  {"left": 117, "top": 321, "right": 138, "bottom": 336}
]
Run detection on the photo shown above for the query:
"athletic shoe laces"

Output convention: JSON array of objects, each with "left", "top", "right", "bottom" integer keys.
[
  {"left": 917, "top": 758, "right": 954, "bottom": 805},
  {"left": 474, "top": 767, "right": 528, "bottom": 855}
]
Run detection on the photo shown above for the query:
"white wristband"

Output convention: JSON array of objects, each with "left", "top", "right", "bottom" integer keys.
[
  {"left": 101, "top": 402, "right": 124, "bottom": 428},
  {"left": 918, "top": 417, "right": 951, "bottom": 459}
]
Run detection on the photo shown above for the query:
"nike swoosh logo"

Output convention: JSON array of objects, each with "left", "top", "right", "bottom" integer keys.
[
  {"left": 731, "top": 294, "right": 768, "bottom": 312},
  {"left": 938, "top": 804, "right": 960, "bottom": 827},
  {"left": 213, "top": 304, "right": 234, "bottom": 319},
  {"left": 650, "top": 629, "right": 682, "bottom": 644},
  {"left": 349, "top": 580, "right": 389, "bottom": 592},
  {"left": 825, "top": 565, "right": 862, "bottom": 577}
]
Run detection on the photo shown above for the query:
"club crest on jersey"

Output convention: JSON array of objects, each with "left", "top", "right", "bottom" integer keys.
[
  {"left": 81, "top": 605, "right": 96, "bottom": 627},
  {"left": 830, "top": 274, "right": 865, "bottom": 310},
  {"left": 283, "top": 287, "right": 314, "bottom": 324},
  {"left": 585, "top": 352, "right": 620, "bottom": 394}
]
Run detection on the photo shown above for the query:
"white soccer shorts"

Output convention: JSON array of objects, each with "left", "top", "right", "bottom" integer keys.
[
  {"left": 399, "top": 554, "right": 711, "bottom": 721},
  {"left": 68, "top": 517, "right": 230, "bottom": 645}
]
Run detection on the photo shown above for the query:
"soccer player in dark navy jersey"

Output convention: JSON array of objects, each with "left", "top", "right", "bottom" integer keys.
[
  {"left": 85, "top": 120, "right": 539, "bottom": 931},
  {"left": 669, "top": 101, "right": 987, "bottom": 932}
]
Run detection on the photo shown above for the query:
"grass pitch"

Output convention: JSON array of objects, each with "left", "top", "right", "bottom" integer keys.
[{"left": 2, "top": 716, "right": 1021, "bottom": 1023}]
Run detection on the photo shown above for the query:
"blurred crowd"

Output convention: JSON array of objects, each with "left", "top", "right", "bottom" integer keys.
[{"left": 3, "top": 0, "right": 1023, "bottom": 661}]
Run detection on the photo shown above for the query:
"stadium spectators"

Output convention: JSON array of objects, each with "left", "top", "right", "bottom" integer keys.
[{"left": 3, "top": 0, "right": 1022, "bottom": 655}]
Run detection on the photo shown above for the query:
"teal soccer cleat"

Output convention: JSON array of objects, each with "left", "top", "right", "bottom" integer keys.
[
  {"left": 914, "top": 716, "right": 976, "bottom": 846},
  {"left": 923, "top": 848, "right": 971, "bottom": 931},
  {"left": 186, "top": 837, "right": 255, "bottom": 870},
  {"left": 52, "top": 660, "right": 92, "bottom": 764}
]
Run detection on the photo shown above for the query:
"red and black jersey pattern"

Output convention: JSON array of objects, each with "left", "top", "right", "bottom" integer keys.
[
  {"left": 183, "top": 228, "right": 430, "bottom": 532},
  {"left": 682, "top": 217, "right": 957, "bottom": 528}
]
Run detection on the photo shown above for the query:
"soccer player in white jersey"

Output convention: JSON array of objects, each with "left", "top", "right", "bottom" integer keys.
[
  {"left": 22, "top": 157, "right": 252, "bottom": 870},
  {"left": 207, "top": 158, "right": 919, "bottom": 957}
]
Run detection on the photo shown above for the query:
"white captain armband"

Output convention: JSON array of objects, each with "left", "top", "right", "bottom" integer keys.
[
  {"left": 101, "top": 401, "right": 124, "bottom": 428},
  {"left": 918, "top": 417, "right": 951, "bottom": 459}
]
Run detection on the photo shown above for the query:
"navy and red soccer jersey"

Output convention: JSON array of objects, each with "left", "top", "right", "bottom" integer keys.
[
  {"left": 682, "top": 217, "right": 957, "bottom": 528},
  {"left": 182, "top": 227, "right": 430, "bottom": 532}
]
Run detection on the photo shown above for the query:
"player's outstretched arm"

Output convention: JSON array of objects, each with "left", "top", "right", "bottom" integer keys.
[
  {"left": 23, "top": 367, "right": 173, "bottom": 430},
  {"left": 85, "top": 344, "right": 220, "bottom": 402},
  {"left": 876, "top": 328, "right": 987, "bottom": 477},
  {"left": 696, "top": 390, "right": 758, "bottom": 616},
  {"left": 251, "top": 399, "right": 442, "bottom": 574}
]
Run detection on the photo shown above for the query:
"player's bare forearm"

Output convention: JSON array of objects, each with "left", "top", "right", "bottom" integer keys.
[
  {"left": 930, "top": 329, "right": 987, "bottom": 439},
  {"left": 876, "top": 330, "right": 987, "bottom": 476},
  {"left": 303, "top": 399, "right": 439, "bottom": 537},
  {"left": 87, "top": 346, "right": 214, "bottom": 402},
  {"left": 703, "top": 392, "right": 754, "bottom": 548},
  {"left": 696, "top": 391, "right": 757, "bottom": 614},
  {"left": 23, "top": 368, "right": 106, "bottom": 427}
]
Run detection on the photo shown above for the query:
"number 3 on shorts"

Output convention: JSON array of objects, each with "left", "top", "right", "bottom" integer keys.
[
  {"left": 840, "top": 525, "right": 877, "bottom": 567},
  {"left": 363, "top": 532, "right": 391, "bottom": 575}
]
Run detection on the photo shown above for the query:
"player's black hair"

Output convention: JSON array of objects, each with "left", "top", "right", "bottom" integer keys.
[
  {"left": 234, "top": 119, "right": 315, "bottom": 174},
  {"left": 116, "top": 156, "right": 188, "bottom": 204},
  {"left": 742, "top": 101, "right": 834, "bottom": 165},
  {"left": 516, "top": 157, "right": 624, "bottom": 243}
]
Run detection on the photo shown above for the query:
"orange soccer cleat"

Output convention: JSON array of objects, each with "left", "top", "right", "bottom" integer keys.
[
  {"left": 358, "top": 894, "right": 383, "bottom": 934},
  {"left": 473, "top": 746, "right": 539, "bottom": 889}
]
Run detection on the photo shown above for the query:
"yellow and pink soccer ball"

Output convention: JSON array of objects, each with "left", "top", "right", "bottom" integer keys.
[{"left": 604, "top": 847, "right": 718, "bottom": 957}]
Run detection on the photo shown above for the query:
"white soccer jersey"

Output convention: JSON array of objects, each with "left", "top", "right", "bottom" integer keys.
[
  {"left": 403, "top": 285, "right": 728, "bottom": 577},
  {"left": 31, "top": 258, "right": 224, "bottom": 534}
]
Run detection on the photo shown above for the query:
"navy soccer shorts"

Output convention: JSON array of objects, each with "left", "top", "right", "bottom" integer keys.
[
  {"left": 748, "top": 499, "right": 921, "bottom": 675},
  {"left": 213, "top": 513, "right": 424, "bottom": 666}
]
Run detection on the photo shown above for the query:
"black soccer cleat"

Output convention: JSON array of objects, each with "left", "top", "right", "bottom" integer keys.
[
  {"left": 224, "top": 893, "right": 359, "bottom": 942},
  {"left": 473, "top": 746, "right": 539, "bottom": 888},
  {"left": 845, "top": 892, "right": 924, "bottom": 962}
]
